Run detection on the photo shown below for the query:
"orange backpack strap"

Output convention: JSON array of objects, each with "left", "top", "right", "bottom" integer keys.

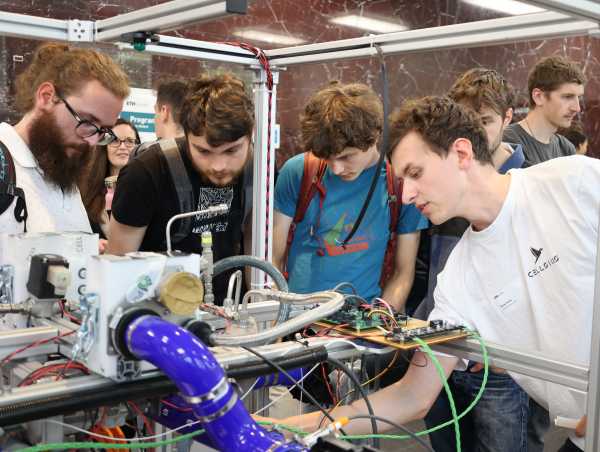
[
  {"left": 380, "top": 159, "right": 404, "bottom": 287},
  {"left": 282, "top": 152, "right": 327, "bottom": 279}
]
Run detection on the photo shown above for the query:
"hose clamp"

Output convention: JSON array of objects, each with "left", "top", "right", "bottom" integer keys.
[
  {"left": 184, "top": 376, "right": 229, "bottom": 404},
  {"left": 193, "top": 389, "right": 238, "bottom": 423}
]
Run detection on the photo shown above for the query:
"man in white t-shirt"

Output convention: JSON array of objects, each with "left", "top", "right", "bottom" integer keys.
[
  {"left": 273, "top": 95, "right": 596, "bottom": 452},
  {"left": 0, "top": 42, "right": 129, "bottom": 234}
]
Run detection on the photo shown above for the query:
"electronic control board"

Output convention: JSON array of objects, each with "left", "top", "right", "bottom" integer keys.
[{"left": 316, "top": 308, "right": 468, "bottom": 350}]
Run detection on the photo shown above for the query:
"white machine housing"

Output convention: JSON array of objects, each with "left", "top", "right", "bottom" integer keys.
[
  {"left": 83, "top": 251, "right": 203, "bottom": 380},
  {"left": 0, "top": 232, "right": 98, "bottom": 328}
]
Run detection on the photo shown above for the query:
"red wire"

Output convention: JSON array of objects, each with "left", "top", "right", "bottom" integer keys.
[
  {"left": 59, "top": 300, "right": 81, "bottom": 324},
  {"left": 0, "top": 330, "right": 76, "bottom": 367},
  {"left": 221, "top": 41, "right": 274, "bottom": 283},
  {"left": 321, "top": 363, "right": 337, "bottom": 405},
  {"left": 160, "top": 398, "right": 193, "bottom": 412},
  {"left": 128, "top": 401, "right": 154, "bottom": 435},
  {"left": 18, "top": 361, "right": 88, "bottom": 387}
]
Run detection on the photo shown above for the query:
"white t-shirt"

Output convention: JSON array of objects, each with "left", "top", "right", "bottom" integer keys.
[
  {"left": 430, "top": 155, "right": 600, "bottom": 449},
  {"left": 0, "top": 122, "right": 91, "bottom": 234}
]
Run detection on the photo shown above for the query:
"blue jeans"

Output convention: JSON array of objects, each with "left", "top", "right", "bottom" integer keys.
[{"left": 425, "top": 368, "right": 530, "bottom": 452}]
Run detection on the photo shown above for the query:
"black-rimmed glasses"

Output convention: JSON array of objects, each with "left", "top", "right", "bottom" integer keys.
[
  {"left": 58, "top": 96, "right": 118, "bottom": 146},
  {"left": 107, "top": 138, "right": 138, "bottom": 149}
]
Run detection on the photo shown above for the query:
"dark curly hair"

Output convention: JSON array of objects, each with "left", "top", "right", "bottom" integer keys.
[
  {"left": 388, "top": 96, "right": 492, "bottom": 164},
  {"left": 300, "top": 82, "right": 382, "bottom": 159},
  {"left": 179, "top": 73, "right": 254, "bottom": 147},
  {"left": 448, "top": 68, "right": 515, "bottom": 117}
]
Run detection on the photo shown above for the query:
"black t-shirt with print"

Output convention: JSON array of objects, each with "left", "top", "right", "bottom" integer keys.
[{"left": 112, "top": 137, "right": 246, "bottom": 304}]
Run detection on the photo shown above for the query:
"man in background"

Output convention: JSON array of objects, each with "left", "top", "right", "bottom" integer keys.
[
  {"left": 154, "top": 78, "right": 187, "bottom": 140},
  {"left": 503, "top": 56, "right": 584, "bottom": 164}
]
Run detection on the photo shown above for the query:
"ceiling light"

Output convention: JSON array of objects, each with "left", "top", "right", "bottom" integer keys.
[
  {"left": 330, "top": 15, "right": 408, "bottom": 34},
  {"left": 462, "top": 0, "right": 545, "bottom": 15},
  {"left": 232, "top": 29, "right": 306, "bottom": 46}
]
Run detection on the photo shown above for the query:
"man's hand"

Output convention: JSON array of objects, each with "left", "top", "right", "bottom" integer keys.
[
  {"left": 469, "top": 362, "right": 506, "bottom": 374},
  {"left": 575, "top": 415, "right": 587, "bottom": 437},
  {"left": 253, "top": 414, "right": 278, "bottom": 425}
]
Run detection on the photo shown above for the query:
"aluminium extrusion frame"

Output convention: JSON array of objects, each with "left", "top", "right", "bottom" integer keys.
[
  {"left": 0, "top": 336, "right": 370, "bottom": 410},
  {"left": 250, "top": 68, "right": 278, "bottom": 289},
  {"left": 94, "top": 0, "right": 247, "bottom": 43},
  {"left": 264, "top": 11, "right": 599, "bottom": 66},
  {"left": 523, "top": 0, "right": 600, "bottom": 22},
  {"left": 0, "top": 0, "right": 244, "bottom": 43}
]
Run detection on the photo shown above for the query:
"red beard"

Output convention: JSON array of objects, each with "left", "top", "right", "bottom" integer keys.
[{"left": 28, "top": 111, "right": 91, "bottom": 192}]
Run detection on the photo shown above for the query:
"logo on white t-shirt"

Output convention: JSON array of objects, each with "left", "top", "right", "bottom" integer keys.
[
  {"left": 529, "top": 246, "right": 543, "bottom": 264},
  {"left": 527, "top": 245, "right": 559, "bottom": 278}
]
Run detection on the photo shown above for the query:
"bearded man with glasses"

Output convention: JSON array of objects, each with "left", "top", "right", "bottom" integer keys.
[{"left": 0, "top": 42, "right": 129, "bottom": 234}]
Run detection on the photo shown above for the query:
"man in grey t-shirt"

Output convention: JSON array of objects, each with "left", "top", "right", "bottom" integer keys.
[{"left": 503, "top": 56, "right": 584, "bottom": 165}]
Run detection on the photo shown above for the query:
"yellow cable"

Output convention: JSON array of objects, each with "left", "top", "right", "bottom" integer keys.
[
  {"left": 366, "top": 309, "right": 398, "bottom": 327},
  {"left": 330, "top": 350, "right": 400, "bottom": 412}
]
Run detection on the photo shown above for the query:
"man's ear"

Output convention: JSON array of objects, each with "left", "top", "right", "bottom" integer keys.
[
  {"left": 503, "top": 108, "right": 513, "bottom": 128},
  {"left": 36, "top": 81, "right": 58, "bottom": 112},
  {"left": 160, "top": 104, "right": 172, "bottom": 122},
  {"left": 452, "top": 137, "right": 475, "bottom": 170},
  {"left": 531, "top": 88, "right": 546, "bottom": 108}
]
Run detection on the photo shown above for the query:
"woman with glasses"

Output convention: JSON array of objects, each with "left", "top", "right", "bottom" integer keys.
[{"left": 79, "top": 118, "right": 141, "bottom": 241}]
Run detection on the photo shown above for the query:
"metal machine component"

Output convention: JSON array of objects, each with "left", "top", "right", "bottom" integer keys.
[
  {"left": 0, "top": 232, "right": 97, "bottom": 307},
  {"left": 201, "top": 231, "right": 215, "bottom": 305},
  {"left": 71, "top": 293, "right": 98, "bottom": 363},
  {"left": 82, "top": 251, "right": 203, "bottom": 380},
  {"left": 0, "top": 265, "right": 14, "bottom": 305},
  {"left": 210, "top": 290, "right": 345, "bottom": 347},
  {"left": 26, "top": 254, "right": 70, "bottom": 299}
]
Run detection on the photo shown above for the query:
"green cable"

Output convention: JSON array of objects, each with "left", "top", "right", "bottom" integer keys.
[
  {"left": 16, "top": 428, "right": 205, "bottom": 452},
  {"left": 16, "top": 333, "right": 489, "bottom": 451},
  {"left": 412, "top": 337, "right": 461, "bottom": 452},
  {"left": 15, "top": 421, "right": 307, "bottom": 451},
  {"left": 341, "top": 331, "right": 489, "bottom": 443}
]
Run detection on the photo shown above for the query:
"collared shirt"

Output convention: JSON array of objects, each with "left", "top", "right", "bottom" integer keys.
[{"left": 0, "top": 122, "right": 91, "bottom": 234}]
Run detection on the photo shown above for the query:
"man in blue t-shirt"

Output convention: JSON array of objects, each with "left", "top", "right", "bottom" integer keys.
[{"left": 273, "top": 82, "right": 427, "bottom": 311}]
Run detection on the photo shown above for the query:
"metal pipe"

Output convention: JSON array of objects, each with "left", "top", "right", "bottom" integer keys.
[
  {"left": 125, "top": 315, "right": 306, "bottom": 451},
  {"left": 0, "top": 302, "right": 30, "bottom": 314},
  {"left": 165, "top": 204, "right": 228, "bottom": 254},
  {"left": 210, "top": 290, "right": 344, "bottom": 347},
  {"left": 213, "top": 255, "right": 290, "bottom": 323}
]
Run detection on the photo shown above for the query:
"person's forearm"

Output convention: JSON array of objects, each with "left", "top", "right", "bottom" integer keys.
[
  {"left": 381, "top": 271, "right": 414, "bottom": 312},
  {"left": 271, "top": 252, "right": 284, "bottom": 273},
  {"left": 281, "top": 379, "right": 429, "bottom": 435}
]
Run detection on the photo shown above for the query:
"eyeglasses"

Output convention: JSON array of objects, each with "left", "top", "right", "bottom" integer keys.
[
  {"left": 108, "top": 138, "right": 138, "bottom": 149},
  {"left": 58, "top": 96, "right": 118, "bottom": 146}
]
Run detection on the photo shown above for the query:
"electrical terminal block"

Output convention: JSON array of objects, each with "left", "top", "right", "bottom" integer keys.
[{"left": 386, "top": 319, "right": 466, "bottom": 344}]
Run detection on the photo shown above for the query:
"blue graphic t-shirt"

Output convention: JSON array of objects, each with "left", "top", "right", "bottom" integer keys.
[{"left": 275, "top": 153, "right": 428, "bottom": 300}]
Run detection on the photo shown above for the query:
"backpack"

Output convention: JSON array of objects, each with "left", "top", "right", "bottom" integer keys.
[
  {"left": 131, "top": 138, "right": 252, "bottom": 247},
  {"left": 0, "top": 141, "right": 27, "bottom": 231},
  {"left": 282, "top": 152, "right": 403, "bottom": 288}
]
